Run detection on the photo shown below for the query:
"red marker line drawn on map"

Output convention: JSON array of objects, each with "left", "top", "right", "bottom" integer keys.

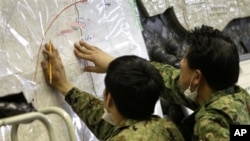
[
  {"left": 68, "top": 21, "right": 85, "bottom": 29},
  {"left": 57, "top": 28, "right": 75, "bottom": 36},
  {"left": 57, "top": 21, "right": 86, "bottom": 36}
]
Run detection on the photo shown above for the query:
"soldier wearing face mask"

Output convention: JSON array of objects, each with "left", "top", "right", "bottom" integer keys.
[
  {"left": 152, "top": 25, "right": 250, "bottom": 141},
  {"left": 183, "top": 72, "right": 199, "bottom": 102}
]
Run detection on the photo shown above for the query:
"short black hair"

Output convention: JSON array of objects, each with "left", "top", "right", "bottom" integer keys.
[
  {"left": 185, "top": 25, "right": 240, "bottom": 91},
  {"left": 105, "top": 55, "right": 164, "bottom": 120}
]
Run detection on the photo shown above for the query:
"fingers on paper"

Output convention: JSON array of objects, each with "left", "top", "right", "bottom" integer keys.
[
  {"left": 44, "top": 43, "right": 56, "bottom": 56},
  {"left": 43, "top": 44, "right": 61, "bottom": 61},
  {"left": 79, "top": 40, "right": 100, "bottom": 51},
  {"left": 74, "top": 43, "right": 92, "bottom": 54},
  {"left": 74, "top": 48, "right": 94, "bottom": 61}
]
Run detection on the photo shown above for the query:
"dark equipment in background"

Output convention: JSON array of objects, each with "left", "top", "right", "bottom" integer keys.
[
  {"left": 139, "top": 6, "right": 188, "bottom": 68},
  {"left": 222, "top": 16, "right": 250, "bottom": 55},
  {"left": 0, "top": 92, "right": 36, "bottom": 118}
]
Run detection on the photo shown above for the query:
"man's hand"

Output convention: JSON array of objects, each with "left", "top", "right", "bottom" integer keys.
[
  {"left": 74, "top": 40, "right": 115, "bottom": 73},
  {"left": 41, "top": 43, "right": 73, "bottom": 96}
]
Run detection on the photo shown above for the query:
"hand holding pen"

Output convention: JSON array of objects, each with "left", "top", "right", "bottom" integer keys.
[{"left": 41, "top": 41, "right": 73, "bottom": 96}]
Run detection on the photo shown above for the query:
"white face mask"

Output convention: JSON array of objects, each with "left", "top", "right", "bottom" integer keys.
[
  {"left": 184, "top": 73, "right": 199, "bottom": 102},
  {"left": 102, "top": 108, "right": 115, "bottom": 125}
]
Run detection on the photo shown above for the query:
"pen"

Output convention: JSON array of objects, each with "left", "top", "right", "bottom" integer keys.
[{"left": 49, "top": 40, "right": 52, "bottom": 84}]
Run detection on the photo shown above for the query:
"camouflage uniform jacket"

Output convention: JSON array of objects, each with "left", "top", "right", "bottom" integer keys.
[
  {"left": 65, "top": 87, "right": 184, "bottom": 141},
  {"left": 152, "top": 61, "right": 250, "bottom": 141}
]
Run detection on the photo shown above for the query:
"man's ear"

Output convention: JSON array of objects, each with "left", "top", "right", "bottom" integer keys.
[
  {"left": 194, "top": 69, "right": 202, "bottom": 85},
  {"left": 106, "top": 92, "right": 113, "bottom": 108},
  {"left": 103, "top": 88, "right": 108, "bottom": 100}
]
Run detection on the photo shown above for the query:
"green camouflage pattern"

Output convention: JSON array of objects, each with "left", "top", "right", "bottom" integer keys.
[
  {"left": 65, "top": 87, "right": 184, "bottom": 141},
  {"left": 152, "top": 61, "right": 250, "bottom": 141}
]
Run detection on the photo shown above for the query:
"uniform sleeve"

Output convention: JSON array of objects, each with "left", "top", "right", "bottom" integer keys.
[
  {"left": 193, "top": 114, "right": 230, "bottom": 141},
  {"left": 65, "top": 87, "right": 115, "bottom": 140},
  {"left": 151, "top": 61, "right": 198, "bottom": 110}
]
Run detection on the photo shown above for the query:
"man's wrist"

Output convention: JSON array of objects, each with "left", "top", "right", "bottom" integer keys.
[{"left": 58, "top": 82, "right": 74, "bottom": 96}]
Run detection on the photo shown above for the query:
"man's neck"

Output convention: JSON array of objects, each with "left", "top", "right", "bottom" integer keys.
[
  {"left": 111, "top": 108, "right": 125, "bottom": 125},
  {"left": 197, "top": 84, "right": 213, "bottom": 106}
]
